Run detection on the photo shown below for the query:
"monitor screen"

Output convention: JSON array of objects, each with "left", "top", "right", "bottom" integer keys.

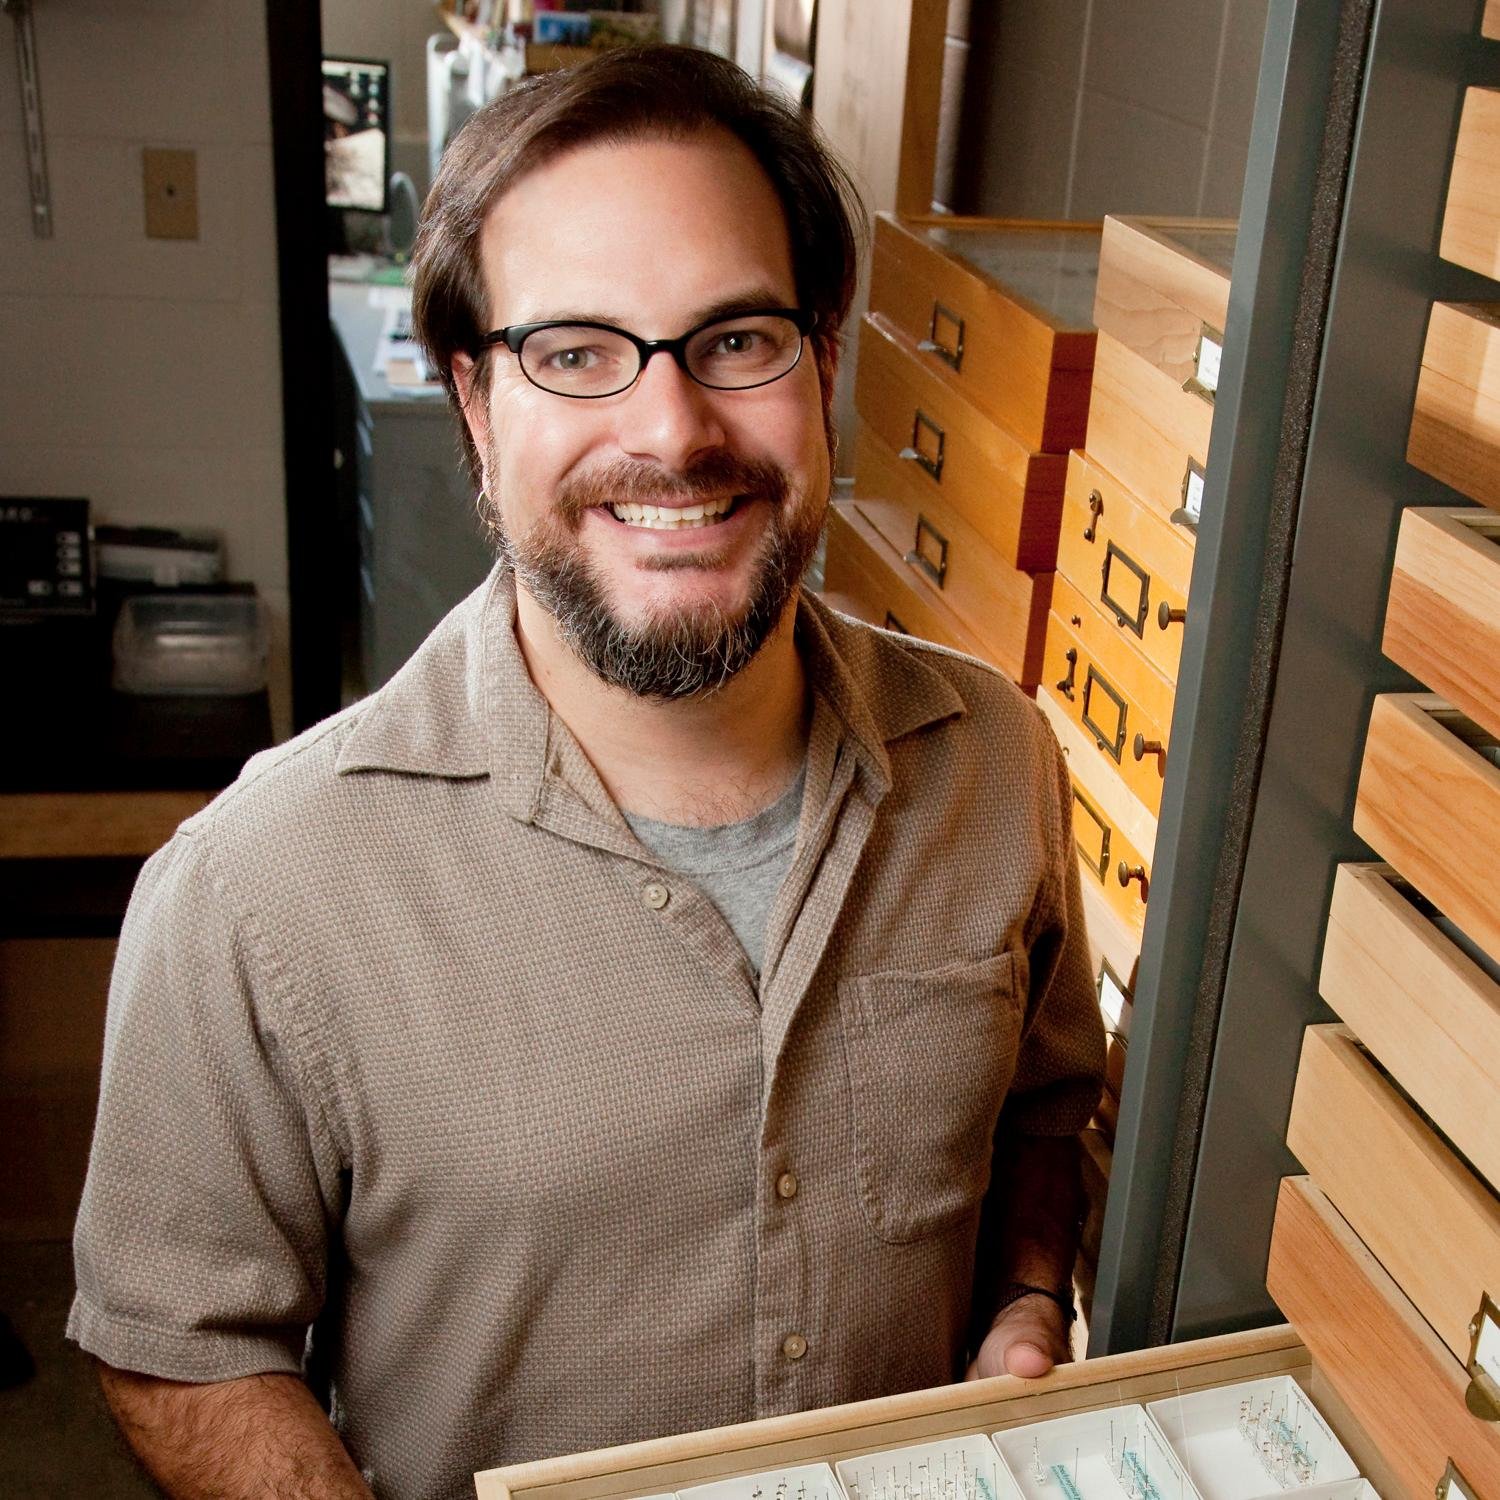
[{"left": 323, "top": 56, "right": 391, "bottom": 214}]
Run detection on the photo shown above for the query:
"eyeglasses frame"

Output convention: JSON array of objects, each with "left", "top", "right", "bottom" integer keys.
[{"left": 474, "top": 306, "right": 818, "bottom": 399}]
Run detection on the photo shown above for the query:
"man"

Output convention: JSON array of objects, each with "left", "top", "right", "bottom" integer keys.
[{"left": 70, "top": 45, "right": 1104, "bottom": 1500}]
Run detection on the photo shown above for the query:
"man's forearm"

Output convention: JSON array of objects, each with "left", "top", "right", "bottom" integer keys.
[
  {"left": 98, "top": 1363, "right": 374, "bottom": 1500},
  {"left": 990, "top": 1132, "right": 1086, "bottom": 1294}
]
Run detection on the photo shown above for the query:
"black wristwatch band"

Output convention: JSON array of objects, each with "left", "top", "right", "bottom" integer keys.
[{"left": 995, "top": 1280, "right": 1078, "bottom": 1325}]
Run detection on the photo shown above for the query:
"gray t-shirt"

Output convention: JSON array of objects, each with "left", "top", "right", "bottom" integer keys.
[{"left": 625, "top": 767, "right": 805, "bottom": 975}]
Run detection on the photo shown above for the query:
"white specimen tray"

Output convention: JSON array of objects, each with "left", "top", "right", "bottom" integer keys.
[
  {"left": 1145, "top": 1377, "right": 1359, "bottom": 1500},
  {"left": 837, "top": 1434, "right": 1025, "bottom": 1500},
  {"left": 680, "top": 1463, "right": 841, "bottom": 1500},
  {"left": 992, "top": 1404, "right": 1199, "bottom": 1500},
  {"left": 1295, "top": 1485, "right": 1379, "bottom": 1500}
]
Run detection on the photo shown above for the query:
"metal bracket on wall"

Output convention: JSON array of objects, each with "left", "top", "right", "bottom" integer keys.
[{"left": 3, "top": 0, "right": 53, "bottom": 238}]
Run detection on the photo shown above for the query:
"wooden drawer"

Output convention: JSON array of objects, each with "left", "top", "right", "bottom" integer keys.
[
  {"left": 1288, "top": 1024, "right": 1500, "bottom": 1368},
  {"left": 1085, "top": 333, "right": 1215, "bottom": 533},
  {"left": 1384, "top": 507, "right": 1500, "bottom": 738},
  {"left": 1093, "top": 216, "right": 1236, "bottom": 405},
  {"left": 1078, "top": 865, "right": 1142, "bottom": 1009},
  {"left": 1407, "top": 304, "right": 1500, "bottom": 513},
  {"left": 855, "top": 314, "right": 1068, "bottom": 572},
  {"left": 869, "top": 213, "right": 1100, "bottom": 452},
  {"left": 1044, "top": 574, "right": 1175, "bottom": 811},
  {"left": 822, "top": 499, "right": 989, "bottom": 659},
  {"left": 477, "top": 1326, "right": 1335, "bottom": 1500},
  {"left": 1318, "top": 863, "right": 1500, "bottom": 1192},
  {"left": 1268, "top": 1176, "right": 1500, "bottom": 1500},
  {"left": 1062, "top": 753, "right": 1152, "bottom": 943},
  {"left": 851, "top": 436, "right": 1054, "bottom": 682},
  {"left": 1056, "top": 450, "right": 1195, "bottom": 684},
  {"left": 1036, "top": 684, "right": 1157, "bottom": 860},
  {"left": 1440, "top": 87, "right": 1500, "bottom": 279},
  {"left": 1352, "top": 693, "right": 1500, "bottom": 965}
]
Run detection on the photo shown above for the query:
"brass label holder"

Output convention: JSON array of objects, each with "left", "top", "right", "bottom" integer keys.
[
  {"left": 905, "top": 513, "right": 949, "bottom": 587},
  {"left": 1183, "top": 322, "right": 1224, "bottom": 403},
  {"left": 1464, "top": 1290, "right": 1500, "bottom": 1422},
  {"left": 1436, "top": 1461, "right": 1477, "bottom": 1500},
  {"left": 918, "top": 300, "right": 965, "bottom": 370}
]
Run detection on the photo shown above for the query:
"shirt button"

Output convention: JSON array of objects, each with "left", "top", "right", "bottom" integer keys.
[
  {"left": 776, "top": 1171, "right": 799, "bottom": 1200},
  {"left": 643, "top": 882, "right": 670, "bottom": 910},
  {"left": 782, "top": 1332, "right": 808, "bottom": 1361}
]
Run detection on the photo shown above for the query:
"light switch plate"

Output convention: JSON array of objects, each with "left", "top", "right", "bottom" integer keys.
[{"left": 142, "top": 148, "right": 198, "bottom": 240}]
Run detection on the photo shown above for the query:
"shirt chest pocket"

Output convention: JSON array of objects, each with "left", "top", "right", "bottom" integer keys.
[{"left": 837, "top": 951, "right": 1025, "bottom": 1244}]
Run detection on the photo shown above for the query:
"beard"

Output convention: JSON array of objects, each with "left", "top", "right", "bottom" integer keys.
[{"left": 489, "top": 449, "right": 825, "bottom": 701}]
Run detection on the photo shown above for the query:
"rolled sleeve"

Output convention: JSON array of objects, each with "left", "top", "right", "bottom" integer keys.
[
  {"left": 997, "top": 731, "right": 1107, "bottom": 1138},
  {"left": 68, "top": 828, "right": 343, "bottom": 1383}
]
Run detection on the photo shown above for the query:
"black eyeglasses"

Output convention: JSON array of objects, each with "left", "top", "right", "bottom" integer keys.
[{"left": 475, "top": 307, "right": 817, "bottom": 399}]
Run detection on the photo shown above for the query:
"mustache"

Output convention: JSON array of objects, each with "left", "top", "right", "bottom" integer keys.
[{"left": 554, "top": 452, "right": 790, "bottom": 524}]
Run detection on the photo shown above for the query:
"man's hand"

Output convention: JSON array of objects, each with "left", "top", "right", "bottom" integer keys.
[{"left": 965, "top": 1290, "right": 1072, "bottom": 1381}]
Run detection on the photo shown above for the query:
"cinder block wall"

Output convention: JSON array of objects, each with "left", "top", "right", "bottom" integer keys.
[{"left": 953, "top": 0, "right": 1270, "bottom": 220}]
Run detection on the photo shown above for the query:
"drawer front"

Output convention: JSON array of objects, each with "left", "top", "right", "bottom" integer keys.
[
  {"left": 1319, "top": 863, "right": 1500, "bottom": 1192},
  {"left": 1268, "top": 1176, "right": 1500, "bottom": 1500},
  {"left": 870, "top": 213, "right": 1097, "bottom": 452},
  {"left": 1037, "top": 683, "right": 1158, "bottom": 859},
  {"left": 855, "top": 313, "right": 1067, "bottom": 573},
  {"left": 823, "top": 500, "right": 989, "bottom": 658},
  {"left": 1094, "top": 216, "right": 1235, "bottom": 401},
  {"left": 1352, "top": 693, "right": 1500, "bottom": 964},
  {"left": 1042, "top": 604, "right": 1171, "bottom": 817},
  {"left": 1407, "top": 303, "right": 1500, "bottom": 513},
  {"left": 1079, "top": 870, "right": 1143, "bottom": 1007},
  {"left": 852, "top": 435, "right": 1053, "bottom": 680},
  {"left": 1058, "top": 738, "right": 1153, "bottom": 940},
  {"left": 1385, "top": 508, "right": 1500, "bottom": 738},
  {"left": 1288, "top": 1024, "right": 1500, "bottom": 1367},
  {"left": 1056, "top": 450, "right": 1194, "bottom": 682},
  {"left": 1440, "top": 86, "right": 1500, "bottom": 280},
  {"left": 1086, "top": 332, "right": 1215, "bottom": 532}
]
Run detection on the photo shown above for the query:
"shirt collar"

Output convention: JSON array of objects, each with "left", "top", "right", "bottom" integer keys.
[{"left": 334, "top": 564, "right": 967, "bottom": 808}]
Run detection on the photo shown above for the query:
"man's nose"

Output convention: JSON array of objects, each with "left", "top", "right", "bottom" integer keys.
[{"left": 614, "top": 346, "right": 728, "bottom": 469}]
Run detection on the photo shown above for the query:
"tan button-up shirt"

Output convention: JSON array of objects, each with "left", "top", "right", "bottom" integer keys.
[{"left": 69, "top": 568, "right": 1104, "bottom": 1500}]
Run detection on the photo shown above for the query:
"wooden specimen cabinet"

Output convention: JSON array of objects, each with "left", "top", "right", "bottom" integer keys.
[{"left": 827, "top": 215, "right": 1102, "bottom": 685}]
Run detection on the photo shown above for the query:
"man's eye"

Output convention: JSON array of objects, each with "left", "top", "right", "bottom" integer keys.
[
  {"left": 545, "top": 346, "right": 599, "bottom": 370},
  {"left": 713, "top": 330, "right": 763, "bottom": 355}
]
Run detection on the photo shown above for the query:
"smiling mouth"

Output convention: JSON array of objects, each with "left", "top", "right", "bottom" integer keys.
[{"left": 607, "top": 495, "right": 740, "bottom": 530}]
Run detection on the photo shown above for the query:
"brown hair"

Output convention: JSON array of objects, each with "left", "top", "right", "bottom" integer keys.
[{"left": 410, "top": 43, "right": 864, "bottom": 484}]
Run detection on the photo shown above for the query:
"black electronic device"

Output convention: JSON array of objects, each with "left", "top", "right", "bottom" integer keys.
[
  {"left": 323, "top": 56, "right": 392, "bottom": 214},
  {"left": 0, "top": 496, "right": 94, "bottom": 616}
]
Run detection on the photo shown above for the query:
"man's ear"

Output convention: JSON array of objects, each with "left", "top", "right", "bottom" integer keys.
[{"left": 451, "top": 352, "right": 492, "bottom": 458}]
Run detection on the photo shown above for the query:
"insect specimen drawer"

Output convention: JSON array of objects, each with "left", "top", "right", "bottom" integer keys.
[
  {"left": 868, "top": 214, "right": 1101, "bottom": 452},
  {"left": 472, "top": 1328, "right": 1407, "bottom": 1500}
]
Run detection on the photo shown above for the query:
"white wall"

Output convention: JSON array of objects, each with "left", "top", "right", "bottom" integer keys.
[
  {"left": 0, "top": 0, "right": 291, "bottom": 737},
  {"left": 955, "top": 0, "right": 1270, "bottom": 220}
]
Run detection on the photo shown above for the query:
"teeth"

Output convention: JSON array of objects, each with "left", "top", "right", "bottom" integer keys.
[{"left": 609, "top": 495, "right": 735, "bottom": 528}]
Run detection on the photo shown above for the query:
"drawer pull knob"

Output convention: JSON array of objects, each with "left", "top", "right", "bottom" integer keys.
[
  {"left": 1056, "top": 647, "right": 1078, "bottom": 701},
  {"left": 918, "top": 300, "right": 965, "bottom": 370},
  {"left": 1117, "top": 862, "right": 1150, "bottom": 900},
  {"left": 1084, "top": 490, "right": 1104, "bottom": 543},
  {"left": 1133, "top": 734, "right": 1166, "bottom": 765},
  {"left": 898, "top": 409, "right": 946, "bottom": 481},
  {"left": 1158, "top": 602, "right": 1187, "bottom": 630}
]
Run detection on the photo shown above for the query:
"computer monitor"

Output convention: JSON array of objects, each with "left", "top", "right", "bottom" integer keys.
[{"left": 323, "top": 56, "right": 391, "bottom": 214}]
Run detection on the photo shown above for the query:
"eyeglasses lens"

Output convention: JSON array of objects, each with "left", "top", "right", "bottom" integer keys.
[
  {"left": 518, "top": 315, "right": 804, "bottom": 397},
  {"left": 684, "top": 314, "right": 804, "bottom": 389}
]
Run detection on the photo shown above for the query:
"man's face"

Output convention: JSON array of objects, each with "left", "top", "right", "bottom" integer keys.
[{"left": 462, "top": 129, "right": 832, "bottom": 698}]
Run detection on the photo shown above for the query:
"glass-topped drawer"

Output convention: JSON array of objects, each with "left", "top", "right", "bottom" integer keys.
[{"left": 869, "top": 213, "right": 1102, "bottom": 454}]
